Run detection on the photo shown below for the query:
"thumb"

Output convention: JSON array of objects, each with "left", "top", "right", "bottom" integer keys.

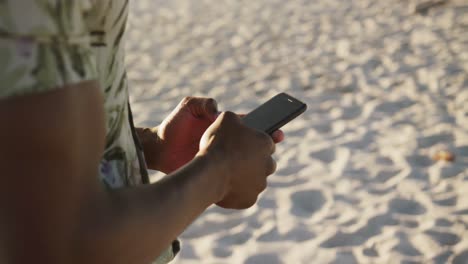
[
  {"left": 184, "top": 97, "right": 219, "bottom": 121},
  {"left": 202, "top": 98, "right": 219, "bottom": 121}
]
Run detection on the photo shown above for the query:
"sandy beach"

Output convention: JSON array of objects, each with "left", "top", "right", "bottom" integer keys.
[{"left": 126, "top": 0, "right": 468, "bottom": 263}]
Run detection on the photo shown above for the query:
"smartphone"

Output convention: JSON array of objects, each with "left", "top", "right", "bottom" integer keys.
[{"left": 242, "top": 93, "right": 307, "bottom": 135}]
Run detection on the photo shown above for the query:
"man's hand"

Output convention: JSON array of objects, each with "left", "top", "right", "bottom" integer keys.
[
  {"left": 198, "top": 112, "right": 278, "bottom": 209},
  {"left": 140, "top": 97, "right": 218, "bottom": 174},
  {"left": 140, "top": 97, "right": 284, "bottom": 174}
]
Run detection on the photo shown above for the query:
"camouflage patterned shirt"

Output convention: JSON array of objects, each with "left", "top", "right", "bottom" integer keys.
[{"left": 0, "top": 1, "right": 177, "bottom": 263}]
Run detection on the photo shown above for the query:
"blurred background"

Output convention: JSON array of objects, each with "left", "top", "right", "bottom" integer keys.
[{"left": 127, "top": 0, "right": 468, "bottom": 263}]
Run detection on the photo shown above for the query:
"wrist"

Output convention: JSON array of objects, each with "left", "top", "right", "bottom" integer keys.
[{"left": 194, "top": 150, "right": 230, "bottom": 204}]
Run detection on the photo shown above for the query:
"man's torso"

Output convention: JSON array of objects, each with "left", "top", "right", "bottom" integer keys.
[{"left": 0, "top": 1, "right": 176, "bottom": 263}]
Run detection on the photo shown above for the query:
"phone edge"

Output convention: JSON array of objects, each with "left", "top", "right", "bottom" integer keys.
[{"left": 266, "top": 102, "right": 307, "bottom": 135}]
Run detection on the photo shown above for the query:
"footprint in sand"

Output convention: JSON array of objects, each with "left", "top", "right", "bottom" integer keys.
[
  {"left": 290, "top": 189, "right": 326, "bottom": 217},
  {"left": 368, "top": 185, "right": 393, "bottom": 196},
  {"left": 456, "top": 145, "right": 468, "bottom": 157},
  {"left": 312, "top": 123, "right": 332, "bottom": 133},
  {"left": 275, "top": 164, "right": 307, "bottom": 176},
  {"left": 320, "top": 231, "right": 363, "bottom": 248},
  {"left": 417, "top": 133, "right": 453, "bottom": 148},
  {"left": 257, "top": 196, "right": 276, "bottom": 209},
  {"left": 308, "top": 147, "right": 351, "bottom": 177},
  {"left": 334, "top": 251, "right": 358, "bottom": 264},
  {"left": 392, "top": 233, "right": 421, "bottom": 257},
  {"left": 375, "top": 169, "right": 401, "bottom": 182},
  {"left": 363, "top": 247, "right": 379, "bottom": 257},
  {"left": 434, "top": 218, "right": 453, "bottom": 227},
  {"left": 453, "top": 250, "right": 468, "bottom": 264},
  {"left": 212, "top": 246, "right": 232, "bottom": 258},
  {"left": 341, "top": 105, "right": 362, "bottom": 120},
  {"left": 285, "top": 227, "right": 315, "bottom": 242},
  {"left": 406, "top": 154, "right": 433, "bottom": 167},
  {"left": 389, "top": 198, "right": 427, "bottom": 215},
  {"left": 245, "top": 253, "right": 281, "bottom": 264},
  {"left": 374, "top": 98, "right": 415, "bottom": 116},
  {"left": 424, "top": 230, "right": 461, "bottom": 246},
  {"left": 376, "top": 156, "right": 394, "bottom": 166},
  {"left": 321, "top": 213, "right": 397, "bottom": 248},
  {"left": 257, "top": 226, "right": 280, "bottom": 242},
  {"left": 430, "top": 164, "right": 466, "bottom": 179},
  {"left": 309, "top": 148, "right": 335, "bottom": 163},
  {"left": 432, "top": 250, "right": 453, "bottom": 264},
  {"left": 400, "top": 220, "right": 419, "bottom": 228},
  {"left": 216, "top": 230, "right": 252, "bottom": 246},
  {"left": 256, "top": 225, "right": 314, "bottom": 243},
  {"left": 341, "top": 135, "right": 374, "bottom": 149},
  {"left": 433, "top": 195, "right": 457, "bottom": 207},
  {"left": 454, "top": 208, "right": 468, "bottom": 215}
]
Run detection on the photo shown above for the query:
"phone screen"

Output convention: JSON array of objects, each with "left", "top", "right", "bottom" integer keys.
[{"left": 242, "top": 93, "right": 307, "bottom": 134}]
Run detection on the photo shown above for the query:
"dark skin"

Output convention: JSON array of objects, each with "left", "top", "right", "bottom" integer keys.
[
  {"left": 137, "top": 96, "right": 284, "bottom": 174},
  {"left": 0, "top": 82, "right": 283, "bottom": 264}
]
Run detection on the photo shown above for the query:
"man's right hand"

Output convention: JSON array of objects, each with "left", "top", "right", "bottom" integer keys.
[{"left": 198, "top": 111, "right": 277, "bottom": 209}]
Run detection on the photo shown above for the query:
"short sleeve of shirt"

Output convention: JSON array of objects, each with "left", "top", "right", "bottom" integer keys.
[{"left": 0, "top": 0, "right": 97, "bottom": 99}]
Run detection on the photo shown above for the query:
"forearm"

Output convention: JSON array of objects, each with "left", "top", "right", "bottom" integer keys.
[
  {"left": 75, "top": 154, "right": 223, "bottom": 264},
  {"left": 1, "top": 84, "right": 224, "bottom": 263}
]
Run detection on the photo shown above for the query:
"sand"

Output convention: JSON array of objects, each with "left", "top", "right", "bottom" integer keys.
[{"left": 126, "top": 0, "right": 468, "bottom": 263}]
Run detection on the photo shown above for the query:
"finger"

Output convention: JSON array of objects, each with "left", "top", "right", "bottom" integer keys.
[
  {"left": 271, "top": 130, "right": 285, "bottom": 143},
  {"left": 270, "top": 139, "right": 276, "bottom": 154},
  {"left": 262, "top": 131, "right": 276, "bottom": 154},
  {"left": 258, "top": 178, "right": 267, "bottom": 192},
  {"left": 266, "top": 156, "right": 277, "bottom": 176},
  {"left": 220, "top": 111, "right": 242, "bottom": 123},
  {"left": 202, "top": 98, "right": 219, "bottom": 121},
  {"left": 183, "top": 97, "right": 218, "bottom": 121}
]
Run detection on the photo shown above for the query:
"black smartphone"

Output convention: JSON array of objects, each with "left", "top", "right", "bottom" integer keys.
[{"left": 242, "top": 93, "right": 307, "bottom": 135}]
